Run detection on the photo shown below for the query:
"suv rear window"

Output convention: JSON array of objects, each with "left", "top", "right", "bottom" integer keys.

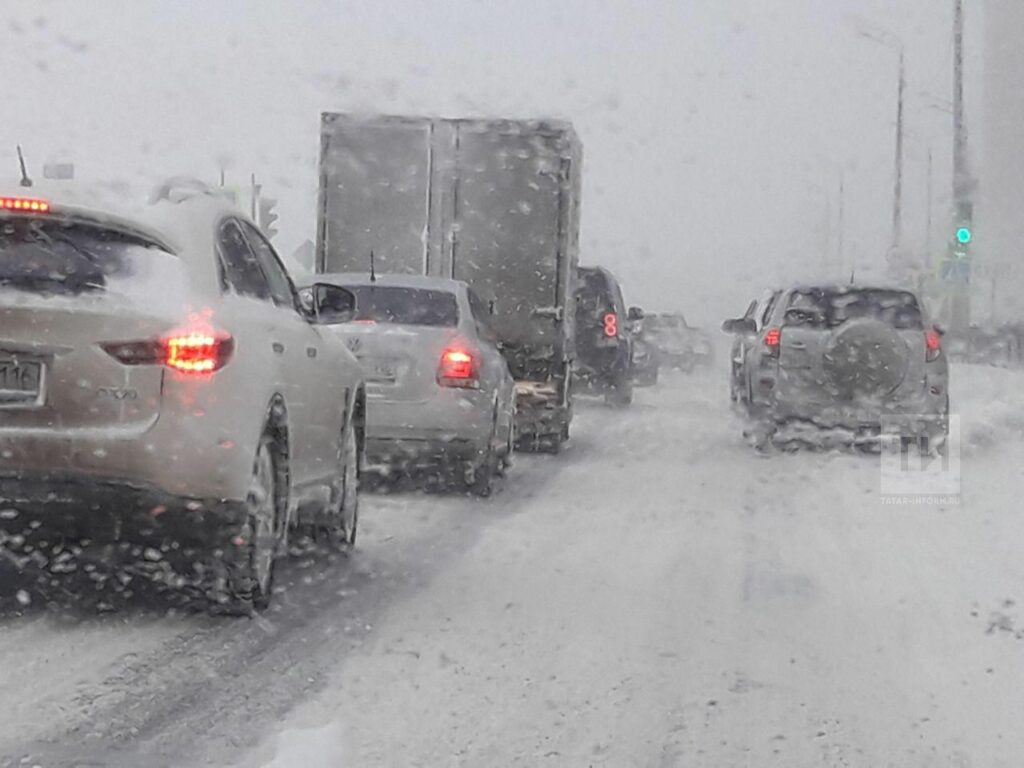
[
  {"left": 576, "top": 270, "right": 614, "bottom": 315},
  {"left": 0, "top": 218, "right": 180, "bottom": 298},
  {"left": 347, "top": 285, "right": 458, "bottom": 326},
  {"left": 785, "top": 288, "right": 923, "bottom": 330}
]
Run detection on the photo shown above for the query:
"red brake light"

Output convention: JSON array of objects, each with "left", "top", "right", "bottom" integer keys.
[
  {"left": 165, "top": 333, "right": 233, "bottom": 374},
  {"left": 438, "top": 348, "right": 479, "bottom": 388},
  {"left": 926, "top": 329, "right": 942, "bottom": 361},
  {"left": 103, "top": 332, "right": 234, "bottom": 375},
  {"left": 763, "top": 328, "right": 781, "bottom": 347},
  {"left": 0, "top": 196, "right": 50, "bottom": 213},
  {"left": 603, "top": 312, "right": 618, "bottom": 338}
]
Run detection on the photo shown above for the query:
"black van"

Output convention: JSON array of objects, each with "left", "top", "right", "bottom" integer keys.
[{"left": 573, "top": 266, "right": 634, "bottom": 405}]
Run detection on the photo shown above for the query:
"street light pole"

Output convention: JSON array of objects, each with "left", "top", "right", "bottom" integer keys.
[
  {"left": 856, "top": 26, "right": 906, "bottom": 261},
  {"left": 893, "top": 47, "right": 906, "bottom": 253}
]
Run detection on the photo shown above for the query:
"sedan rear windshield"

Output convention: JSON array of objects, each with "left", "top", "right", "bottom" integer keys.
[
  {"left": 0, "top": 217, "right": 180, "bottom": 298},
  {"left": 347, "top": 285, "right": 459, "bottom": 327},
  {"left": 784, "top": 288, "right": 923, "bottom": 330}
]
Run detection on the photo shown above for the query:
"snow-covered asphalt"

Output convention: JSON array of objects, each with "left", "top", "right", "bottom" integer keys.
[{"left": 1, "top": 364, "right": 1021, "bottom": 768}]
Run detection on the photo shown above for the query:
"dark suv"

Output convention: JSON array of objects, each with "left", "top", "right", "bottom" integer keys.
[{"left": 573, "top": 266, "right": 634, "bottom": 405}]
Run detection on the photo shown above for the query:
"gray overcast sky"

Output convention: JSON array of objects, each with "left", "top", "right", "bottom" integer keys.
[{"left": 2, "top": 0, "right": 983, "bottom": 321}]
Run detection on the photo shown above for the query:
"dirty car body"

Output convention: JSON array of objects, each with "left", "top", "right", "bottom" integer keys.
[
  {"left": 573, "top": 266, "right": 634, "bottom": 405},
  {"left": 308, "top": 273, "right": 516, "bottom": 488},
  {"left": 726, "top": 284, "right": 949, "bottom": 447},
  {"left": 0, "top": 181, "right": 365, "bottom": 610}
]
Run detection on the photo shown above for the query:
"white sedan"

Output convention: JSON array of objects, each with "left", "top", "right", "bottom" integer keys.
[{"left": 308, "top": 273, "right": 516, "bottom": 495}]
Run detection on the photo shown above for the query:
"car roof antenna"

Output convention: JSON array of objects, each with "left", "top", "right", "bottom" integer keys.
[
  {"left": 369, "top": 249, "right": 376, "bottom": 283},
  {"left": 16, "top": 145, "right": 33, "bottom": 188}
]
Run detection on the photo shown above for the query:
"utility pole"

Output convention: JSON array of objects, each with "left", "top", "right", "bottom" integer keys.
[
  {"left": 893, "top": 46, "right": 906, "bottom": 254},
  {"left": 950, "top": 0, "right": 972, "bottom": 333},
  {"left": 837, "top": 172, "right": 846, "bottom": 276},
  {"left": 250, "top": 173, "right": 259, "bottom": 221},
  {"left": 925, "top": 148, "right": 933, "bottom": 259}
]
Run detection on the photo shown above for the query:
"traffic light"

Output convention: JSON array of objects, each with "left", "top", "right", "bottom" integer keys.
[
  {"left": 952, "top": 200, "right": 972, "bottom": 256},
  {"left": 258, "top": 197, "right": 279, "bottom": 240}
]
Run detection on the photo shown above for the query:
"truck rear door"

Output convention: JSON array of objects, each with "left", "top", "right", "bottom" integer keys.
[
  {"left": 318, "top": 115, "right": 432, "bottom": 275},
  {"left": 449, "top": 124, "right": 565, "bottom": 366}
]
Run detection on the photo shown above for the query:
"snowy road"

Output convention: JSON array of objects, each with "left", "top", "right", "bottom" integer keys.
[{"left": 1, "top": 365, "right": 1022, "bottom": 767}]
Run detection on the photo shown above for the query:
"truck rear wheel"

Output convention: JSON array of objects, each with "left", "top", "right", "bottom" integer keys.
[{"left": 606, "top": 376, "right": 633, "bottom": 407}]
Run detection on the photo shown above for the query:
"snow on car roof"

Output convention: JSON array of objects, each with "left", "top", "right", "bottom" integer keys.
[
  {"left": 0, "top": 178, "right": 167, "bottom": 243},
  {"left": 0, "top": 178, "right": 241, "bottom": 298}
]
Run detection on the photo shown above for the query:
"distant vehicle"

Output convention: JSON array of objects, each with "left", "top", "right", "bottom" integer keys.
[
  {"left": 315, "top": 113, "right": 581, "bottom": 453},
  {"left": 724, "top": 291, "right": 780, "bottom": 405},
  {"left": 0, "top": 180, "right": 365, "bottom": 614},
  {"left": 308, "top": 273, "right": 516, "bottom": 496},
  {"left": 647, "top": 312, "right": 713, "bottom": 371},
  {"left": 573, "top": 266, "right": 634, "bottom": 405},
  {"left": 723, "top": 285, "right": 949, "bottom": 450},
  {"left": 627, "top": 307, "right": 660, "bottom": 387}
]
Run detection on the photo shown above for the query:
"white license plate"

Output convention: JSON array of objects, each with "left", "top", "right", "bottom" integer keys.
[
  {"left": 372, "top": 364, "right": 397, "bottom": 382},
  {"left": 0, "top": 358, "right": 44, "bottom": 405},
  {"left": 360, "top": 357, "right": 398, "bottom": 383}
]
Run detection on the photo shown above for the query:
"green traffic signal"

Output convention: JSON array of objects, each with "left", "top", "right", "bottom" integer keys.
[{"left": 956, "top": 226, "right": 972, "bottom": 245}]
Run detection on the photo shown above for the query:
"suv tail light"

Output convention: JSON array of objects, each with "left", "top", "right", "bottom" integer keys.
[
  {"left": 603, "top": 312, "right": 618, "bottom": 338},
  {"left": 763, "top": 327, "right": 781, "bottom": 357},
  {"left": 102, "top": 332, "right": 234, "bottom": 375},
  {"left": 438, "top": 348, "right": 479, "bottom": 389},
  {"left": 0, "top": 196, "right": 51, "bottom": 213},
  {"left": 925, "top": 328, "right": 942, "bottom": 362}
]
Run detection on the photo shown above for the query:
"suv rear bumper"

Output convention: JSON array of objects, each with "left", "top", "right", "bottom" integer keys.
[
  {"left": 0, "top": 472, "right": 247, "bottom": 544},
  {"left": 574, "top": 345, "right": 630, "bottom": 391},
  {"left": 763, "top": 399, "right": 949, "bottom": 438}
]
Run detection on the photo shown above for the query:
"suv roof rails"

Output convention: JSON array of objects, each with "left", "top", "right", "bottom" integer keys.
[{"left": 149, "top": 176, "right": 235, "bottom": 206}]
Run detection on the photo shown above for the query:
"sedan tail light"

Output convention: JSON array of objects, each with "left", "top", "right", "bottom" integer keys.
[
  {"left": 763, "top": 327, "right": 781, "bottom": 357},
  {"left": 438, "top": 348, "right": 479, "bottom": 389},
  {"left": 103, "top": 332, "right": 234, "bottom": 375},
  {"left": 925, "top": 328, "right": 942, "bottom": 362}
]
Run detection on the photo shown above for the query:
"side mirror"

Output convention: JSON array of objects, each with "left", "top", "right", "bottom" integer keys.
[
  {"left": 627, "top": 306, "right": 645, "bottom": 321},
  {"left": 722, "top": 318, "right": 757, "bottom": 334},
  {"left": 302, "top": 283, "right": 356, "bottom": 325}
]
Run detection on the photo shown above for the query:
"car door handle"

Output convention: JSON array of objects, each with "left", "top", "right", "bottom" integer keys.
[
  {"left": 307, "top": 346, "right": 318, "bottom": 358},
  {"left": 789, "top": 341, "right": 807, "bottom": 350},
  {"left": 272, "top": 342, "right": 285, "bottom": 355}
]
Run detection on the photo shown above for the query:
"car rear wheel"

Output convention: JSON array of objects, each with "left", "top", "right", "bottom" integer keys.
[
  {"left": 323, "top": 418, "right": 360, "bottom": 548},
  {"left": 213, "top": 435, "right": 281, "bottom": 614},
  {"left": 468, "top": 413, "right": 500, "bottom": 497},
  {"left": 497, "top": 407, "right": 515, "bottom": 477}
]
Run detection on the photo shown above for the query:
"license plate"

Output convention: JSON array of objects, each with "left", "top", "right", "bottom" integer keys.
[
  {"left": 358, "top": 357, "right": 398, "bottom": 383},
  {"left": 371, "top": 363, "right": 397, "bottom": 382},
  {"left": 0, "top": 358, "right": 44, "bottom": 405}
]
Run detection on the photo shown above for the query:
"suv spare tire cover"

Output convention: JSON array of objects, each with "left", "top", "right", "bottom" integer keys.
[{"left": 822, "top": 318, "right": 909, "bottom": 399}]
